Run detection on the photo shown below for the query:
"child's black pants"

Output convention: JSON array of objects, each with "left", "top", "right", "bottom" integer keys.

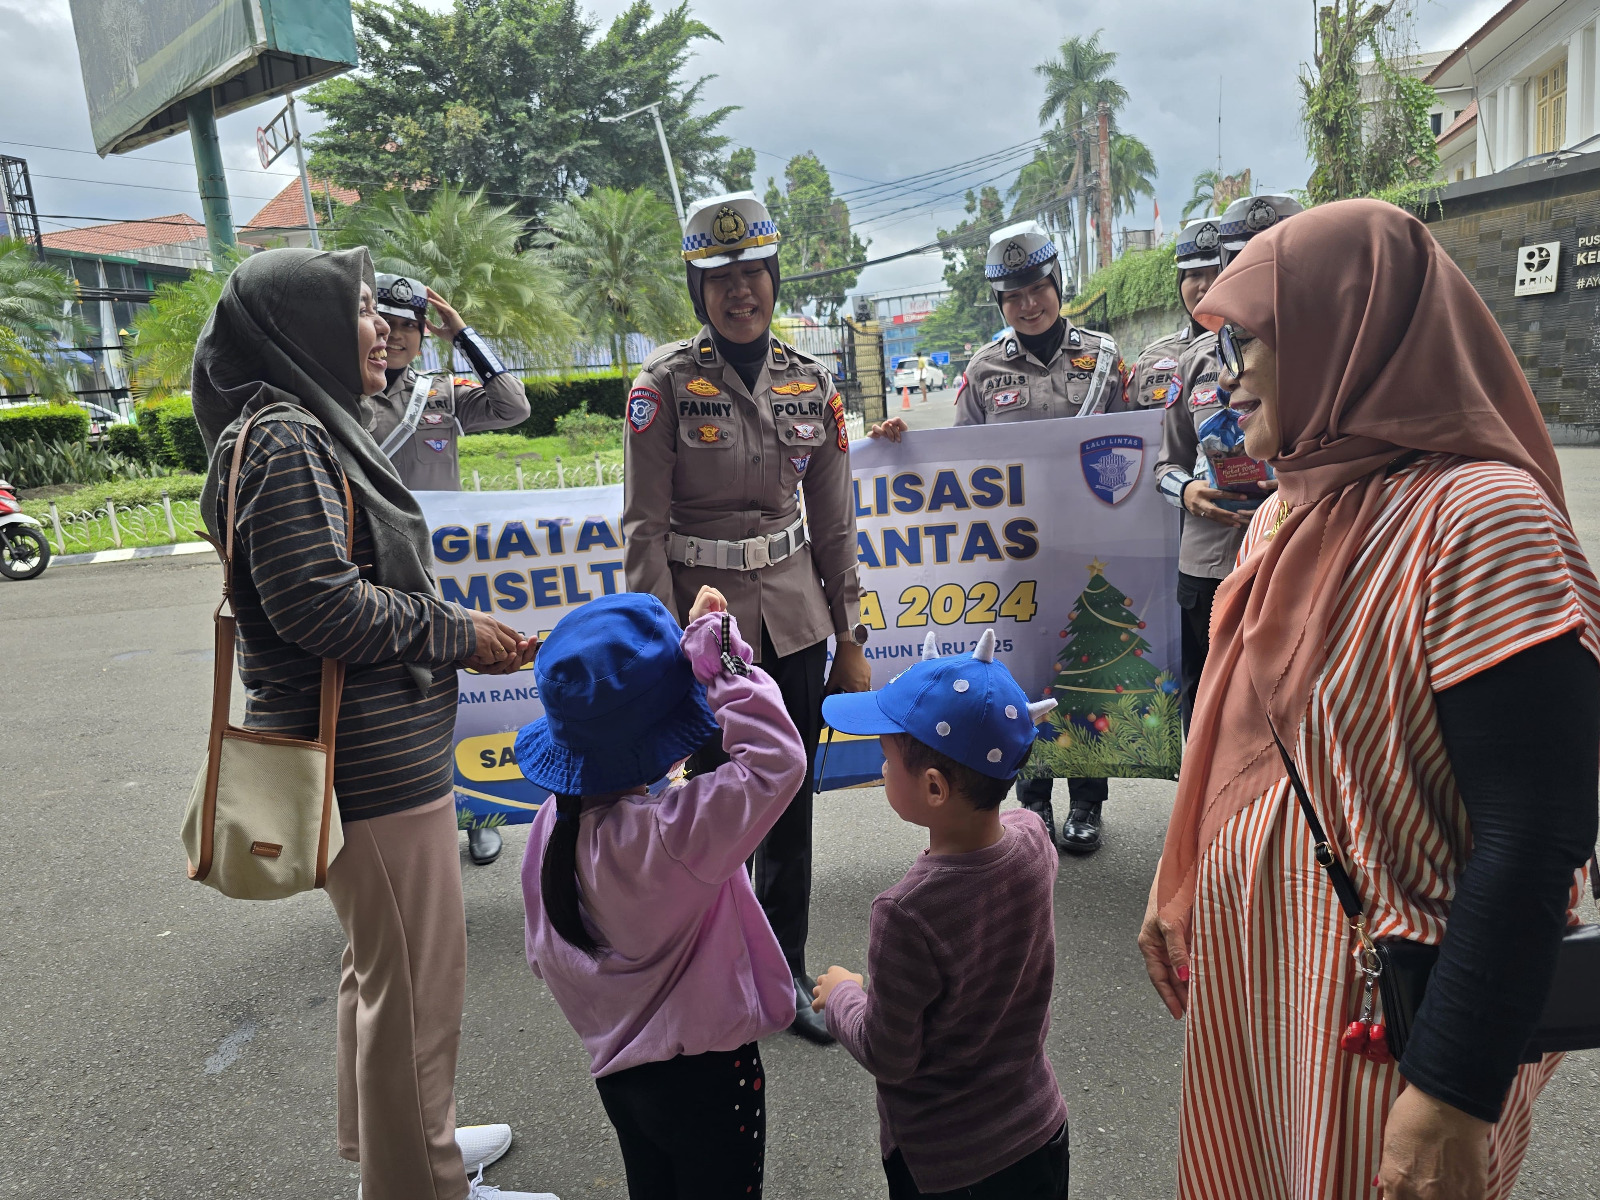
[
  {"left": 594, "top": 1043, "right": 765, "bottom": 1199},
  {"left": 883, "top": 1121, "right": 1069, "bottom": 1199}
]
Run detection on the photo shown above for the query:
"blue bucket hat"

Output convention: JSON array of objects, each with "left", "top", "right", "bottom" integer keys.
[
  {"left": 514, "top": 593, "right": 721, "bottom": 796},
  {"left": 822, "top": 630, "right": 1057, "bottom": 779}
]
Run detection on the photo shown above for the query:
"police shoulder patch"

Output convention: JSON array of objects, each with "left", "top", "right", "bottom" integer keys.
[
  {"left": 452, "top": 376, "right": 475, "bottom": 388},
  {"left": 827, "top": 393, "right": 847, "bottom": 451},
  {"left": 627, "top": 386, "right": 661, "bottom": 433}
]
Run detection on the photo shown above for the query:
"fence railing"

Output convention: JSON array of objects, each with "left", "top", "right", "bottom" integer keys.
[
  {"left": 463, "top": 456, "right": 623, "bottom": 492},
  {"left": 45, "top": 493, "right": 204, "bottom": 555}
]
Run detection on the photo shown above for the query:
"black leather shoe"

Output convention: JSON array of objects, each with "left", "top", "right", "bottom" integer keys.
[
  {"left": 468, "top": 824, "right": 503, "bottom": 866},
  {"left": 790, "top": 974, "right": 836, "bottom": 1045},
  {"left": 1058, "top": 804, "right": 1103, "bottom": 855},
  {"left": 1022, "top": 799, "right": 1058, "bottom": 849}
]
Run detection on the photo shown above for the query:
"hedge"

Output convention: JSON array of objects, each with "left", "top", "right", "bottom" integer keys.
[
  {"left": 106, "top": 422, "right": 147, "bottom": 462},
  {"left": 1068, "top": 241, "right": 1182, "bottom": 326},
  {"left": 115, "top": 373, "right": 636, "bottom": 464},
  {"left": 511, "top": 371, "right": 631, "bottom": 437},
  {"left": 136, "top": 396, "right": 209, "bottom": 472},
  {"left": 0, "top": 404, "right": 89, "bottom": 449}
]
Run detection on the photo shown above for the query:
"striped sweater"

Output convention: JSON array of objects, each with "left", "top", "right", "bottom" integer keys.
[
  {"left": 218, "top": 416, "right": 475, "bottom": 821},
  {"left": 825, "top": 809, "right": 1069, "bottom": 1192}
]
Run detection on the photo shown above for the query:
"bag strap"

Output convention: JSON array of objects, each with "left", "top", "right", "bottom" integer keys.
[
  {"left": 192, "top": 405, "right": 352, "bottom": 888},
  {"left": 1269, "top": 721, "right": 1372, "bottom": 934}
]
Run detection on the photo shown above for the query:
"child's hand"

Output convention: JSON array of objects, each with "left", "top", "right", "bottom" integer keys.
[
  {"left": 687, "top": 586, "right": 728, "bottom": 623},
  {"left": 810, "top": 964, "right": 864, "bottom": 1012}
]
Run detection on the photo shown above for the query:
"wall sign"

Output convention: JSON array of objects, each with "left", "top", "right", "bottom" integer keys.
[
  {"left": 1574, "top": 232, "right": 1600, "bottom": 292},
  {"left": 1515, "top": 241, "right": 1562, "bottom": 296}
]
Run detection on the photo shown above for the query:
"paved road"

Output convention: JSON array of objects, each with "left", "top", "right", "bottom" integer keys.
[{"left": 4, "top": 449, "right": 1599, "bottom": 1200}]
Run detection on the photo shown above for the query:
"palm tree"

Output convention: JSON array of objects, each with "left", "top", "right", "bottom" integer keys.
[
  {"left": 333, "top": 184, "right": 575, "bottom": 363},
  {"left": 1035, "top": 31, "right": 1129, "bottom": 281},
  {"left": 126, "top": 248, "right": 241, "bottom": 399},
  {"left": 538, "top": 186, "right": 695, "bottom": 373},
  {"left": 1182, "top": 168, "right": 1247, "bottom": 219},
  {"left": 0, "top": 238, "right": 84, "bottom": 400},
  {"left": 1108, "top": 133, "right": 1157, "bottom": 219}
]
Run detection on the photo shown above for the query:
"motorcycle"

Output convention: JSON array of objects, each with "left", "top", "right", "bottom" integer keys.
[{"left": 0, "top": 479, "right": 51, "bottom": 580}]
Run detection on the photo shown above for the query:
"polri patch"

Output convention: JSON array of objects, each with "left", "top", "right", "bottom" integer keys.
[
  {"left": 992, "top": 390, "right": 1023, "bottom": 410},
  {"left": 627, "top": 386, "right": 661, "bottom": 433},
  {"left": 422, "top": 413, "right": 447, "bottom": 425},
  {"left": 1153, "top": 357, "right": 1179, "bottom": 370},
  {"left": 695, "top": 424, "right": 725, "bottom": 444},
  {"left": 686, "top": 377, "right": 721, "bottom": 397},
  {"left": 771, "top": 380, "right": 818, "bottom": 395},
  {"left": 827, "top": 393, "right": 848, "bottom": 451},
  {"left": 789, "top": 454, "right": 811, "bottom": 475},
  {"left": 424, "top": 438, "right": 449, "bottom": 453},
  {"left": 1165, "top": 376, "right": 1182, "bottom": 407},
  {"left": 1081, "top": 434, "right": 1144, "bottom": 505},
  {"left": 791, "top": 422, "right": 819, "bottom": 441},
  {"left": 1191, "top": 386, "right": 1219, "bottom": 410},
  {"left": 1071, "top": 354, "right": 1097, "bottom": 370}
]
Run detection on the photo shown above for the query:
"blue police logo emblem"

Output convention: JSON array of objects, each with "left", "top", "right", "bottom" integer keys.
[
  {"left": 627, "top": 386, "right": 661, "bottom": 434},
  {"left": 1080, "top": 435, "right": 1144, "bottom": 506},
  {"left": 424, "top": 438, "right": 449, "bottom": 453}
]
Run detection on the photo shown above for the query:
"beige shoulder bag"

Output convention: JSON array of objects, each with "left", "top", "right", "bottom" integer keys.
[{"left": 181, "top": 406, "right": 350, "bottom": 900}]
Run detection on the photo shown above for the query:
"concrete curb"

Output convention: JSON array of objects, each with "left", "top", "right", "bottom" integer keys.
[{"left": 51, "top": 541, "right": 217, "bottom": 568}]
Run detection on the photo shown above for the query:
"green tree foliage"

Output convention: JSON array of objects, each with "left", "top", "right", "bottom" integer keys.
[
  {"left": 334, "top": 184, "right": 576, "bottom": 358},
  {"left": 304, "top": 0, "right": 734, "bottom": 221},
  {"left": 538, "top": 186, "right": 694, "bottom": 371},
  {"left": 1050, "top": 560, "right": 1164, "bottom": 723},
  {"left": 127, "top": 248, "right": 243, "bottom": 400},
  {"left": 763, "top": 152, "right": 869, "bottom": 316},
  {"left": 1182, "top": 168, "right": 1247, "bottom": 219},
  {"left": 722, "top": 147, "right": 756, "bottom": 193},
  {"left": 1068, "top": 240, "right": 1180, "bottom": 324},
  {"left": 1108, "top": 133, "right": 1157, "bottom": 219},
  {"left": 917, "top": 188, "right": 1007, "bottom": 355},
  {"left": 1035, "top": 30, "right": 1129, "bottom": 284},
  {"left": 0, "top": 239, "right": 85, "bottom": 400},
  {"left": 1301, "top": 1, "right": 1439, "bottom": 203}
]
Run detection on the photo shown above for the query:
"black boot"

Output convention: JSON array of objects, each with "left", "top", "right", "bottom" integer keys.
[
  {"left": 468, "top": 824, "right": 503, "bottom": 866},
  {"left": 1058, "top": 804, "right": 1103, "bottom": 855},
  {"left": 790, "top": 974, "right": 836, "bottom": 1045},
  {"left": 1016, "top": 778, "right": 1058, "bottom": 848}
]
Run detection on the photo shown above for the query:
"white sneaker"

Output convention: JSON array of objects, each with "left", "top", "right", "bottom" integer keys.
[
  {"left": 466, "top": 1164, "right": 561, "bottom": 1200},
  {"left": 456, "top": 1123, "right": 514, "bottom": 1172}
]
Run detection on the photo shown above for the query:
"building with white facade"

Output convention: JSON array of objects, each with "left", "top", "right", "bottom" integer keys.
[{"left": 1427, "top": 0, "right": 1600, "bottom": 179}]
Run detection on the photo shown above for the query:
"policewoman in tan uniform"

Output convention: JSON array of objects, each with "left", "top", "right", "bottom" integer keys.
[
  {"left": 1126, "top": 218, "right": 1222, "bottom": 414},
  {"left": 368, "top": 273, "right": 531, "bottom": 494},
  {"left": 366, "top": 272, "right": 530, "bottom": 867},
  {"left": 623, "top": 192, "right": 869, "bottom": 1045},
  {"left": 873, "top": 220, "right": 1123, "bottom": 855},
  {"left": 1153, "top": 198, "right": 1300, "bottom": 730}
]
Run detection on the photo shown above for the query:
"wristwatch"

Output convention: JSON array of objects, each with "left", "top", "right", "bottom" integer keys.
[{"left": 843, "top": 623, "right": 871, "bottom": 646}]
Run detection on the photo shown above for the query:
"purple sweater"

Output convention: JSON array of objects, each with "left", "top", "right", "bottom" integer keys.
[
  {"left": 522, "top": 613, "right": 804, "bottom": 1077},
  {"left": 824, "top": 809, "right": 1068, "bottom": 1192}
]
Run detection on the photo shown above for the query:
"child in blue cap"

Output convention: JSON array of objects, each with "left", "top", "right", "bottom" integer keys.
[
  {"left": 814, "top": 630, "right": 1070, "bottom": 1199},
  {"left": 516, "top": 587, "right": 804, "bottom": 1200}
]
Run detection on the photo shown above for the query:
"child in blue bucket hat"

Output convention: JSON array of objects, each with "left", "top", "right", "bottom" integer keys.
[
  {"left": 812, "top": 630, "right": 1072, "bottom": 1199},
  {"left": 517, "top": 587, "right": 804, "bottom": 1199}
]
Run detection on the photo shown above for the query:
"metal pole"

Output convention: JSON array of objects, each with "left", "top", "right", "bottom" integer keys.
[
  {"left": 48, "top": 502, "right": 64, "bottom": 554},
  {"left": 286, "top": 95, "right": 321, "bottom": 251},
  {"left": 185, "top": 91, "right": 237, "bottom": 265},
  {"left": 161, "top": 491, "right": 176, "bottom": 541},
  {"left": 1097, "top": 102, "right": 1113, "bottom": 269},
  {"left": 648, "top": 105, "right": 687, "bottom": 230}
]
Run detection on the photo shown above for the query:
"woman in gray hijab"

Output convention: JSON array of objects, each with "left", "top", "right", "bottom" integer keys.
[{"left": 192, "top": 247, "right": 548, "bottom": 1200}]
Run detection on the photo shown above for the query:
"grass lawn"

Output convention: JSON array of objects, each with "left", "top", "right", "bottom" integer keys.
[{"left": 457, "top": 432, "right": 622, "bottom": 489}]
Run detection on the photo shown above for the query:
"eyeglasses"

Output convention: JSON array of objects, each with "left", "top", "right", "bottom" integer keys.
[{"left": 1218, "top": 322, "right": 1256, "bottom": 378}]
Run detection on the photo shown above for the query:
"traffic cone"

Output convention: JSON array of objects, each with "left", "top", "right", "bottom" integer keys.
[{"left": 900, "top": 387, "right": 911, "bottom": 411}]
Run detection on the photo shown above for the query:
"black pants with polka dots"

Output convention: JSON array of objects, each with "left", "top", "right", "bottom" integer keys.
[{"left": 594, "top": 1043, "right": 766, "bottom": 1199}]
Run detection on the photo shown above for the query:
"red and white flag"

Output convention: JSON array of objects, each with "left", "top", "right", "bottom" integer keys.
[{"left": 1153, "top": 198, "right": 1164, "bottom": 243}]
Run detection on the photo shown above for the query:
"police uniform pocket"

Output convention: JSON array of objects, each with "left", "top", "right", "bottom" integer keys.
[
  {"left": 417, "top": 404, "right": 457, "bottom": 454},
  {"left": 987, "top": 384, "right": 1030, "bottom": 417},
  {"left": 679, "top": 417, "right": 737, "bottom": 450}
]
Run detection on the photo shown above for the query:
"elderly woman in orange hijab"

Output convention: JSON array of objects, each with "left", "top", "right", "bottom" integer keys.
[{"left": 1137, "top": 199, "right": 1600, "bottom": 1200}]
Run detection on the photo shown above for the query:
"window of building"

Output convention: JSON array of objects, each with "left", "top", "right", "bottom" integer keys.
[
  {"left": 1431, "top": 112, "right": 1443, "bottom": 136},
  {"left": 1536, "top": 60, "right": 1568, "bottom": 154}
]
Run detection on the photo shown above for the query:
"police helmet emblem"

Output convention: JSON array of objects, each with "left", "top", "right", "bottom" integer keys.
[
  {"left": 388, "top": 276, "right": 414, "bottom": 304},
  {"left": 1001, "top": 241, "right": 1026, "bottom": 270},
  {"left": 1244, "top": 198, "right": 1277, "bottom": 233},
  {"left": 1194, "top": 224, "right": 1220, "bottom": 252},
  {"left": 712, "top": 206, "right": 748, "bottom": 245}
]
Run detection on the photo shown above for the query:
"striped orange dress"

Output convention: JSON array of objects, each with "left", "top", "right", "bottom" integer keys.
[{"left": 1177, "top": 453, "right": 1600, "bottom": 1200}]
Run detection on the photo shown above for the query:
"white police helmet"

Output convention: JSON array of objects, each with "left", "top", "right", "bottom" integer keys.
[
  {"left": 374, "top": 273, "right": 429, "bottom": 326},
  {"left": 985, "top": 220, "right": 1063, "bottom": 299},
  {"left": 1175, "top": 218, "right": 1223, "bottom": 271},
  {"left": 681, "top": 191, "right": 781, "bottom": 270},
  {"left": 1217, "top": 194, "right": 1304, "bottom": 263}
]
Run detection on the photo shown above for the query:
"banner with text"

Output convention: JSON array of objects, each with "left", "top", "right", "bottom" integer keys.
[{"left": 419, "top": 409, "right": 1182, "bottom": 826}]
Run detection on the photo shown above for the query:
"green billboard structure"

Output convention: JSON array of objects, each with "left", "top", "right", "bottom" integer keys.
[{"left": 68, "top": 0, "right": 357, "bottom": 262}]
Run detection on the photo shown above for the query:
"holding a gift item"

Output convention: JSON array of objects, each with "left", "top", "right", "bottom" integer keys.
[
  {"left": 518, "top": 587, "right": 803, "bottom": 1200},
  {"left": 814, "top": 632, "right": 1070, "bottom": 1200},
  {"left": 1154, "top": 197, "right": 1302, "bottom": 730}
]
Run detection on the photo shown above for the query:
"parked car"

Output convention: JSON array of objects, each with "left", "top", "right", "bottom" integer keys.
[{"left": 892, "top": 359, "right": 946, "bottom": 392}]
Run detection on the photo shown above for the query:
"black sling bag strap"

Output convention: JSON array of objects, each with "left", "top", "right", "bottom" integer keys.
[{"left": 1268, "top": 721, "right": 1600, "bottom": 1065}]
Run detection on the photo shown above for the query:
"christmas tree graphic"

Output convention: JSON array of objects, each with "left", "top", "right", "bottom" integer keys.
[{"left": 1026, "top": 559, "right": 1182, "bottom": 781}]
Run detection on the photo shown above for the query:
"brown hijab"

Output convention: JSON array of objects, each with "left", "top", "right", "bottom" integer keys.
[{"left": 1155, "top": 198, "right": 1565, "bottom": 931}]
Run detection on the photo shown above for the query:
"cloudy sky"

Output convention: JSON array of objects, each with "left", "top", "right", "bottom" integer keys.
[{"left": 3, "top": 0, "right": 1504, "bottom": 297}]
